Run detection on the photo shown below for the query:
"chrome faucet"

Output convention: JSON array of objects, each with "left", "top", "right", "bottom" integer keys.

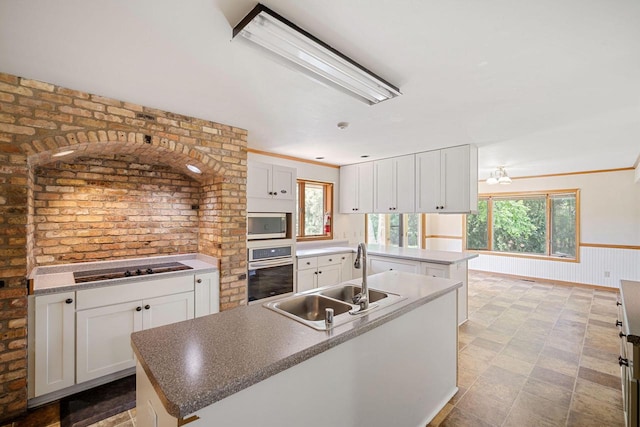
[{"left": 353, "top": 243, "right": 369, "bottom": 310}]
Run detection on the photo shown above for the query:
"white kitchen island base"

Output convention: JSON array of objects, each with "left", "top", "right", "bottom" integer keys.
[{"left": 136, "top": 290, "right": 457, "bottom": 427}]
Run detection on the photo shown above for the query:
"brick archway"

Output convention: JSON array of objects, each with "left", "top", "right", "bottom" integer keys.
[{"left": 0, "top": 73, "right": 247, "bottom": 420}]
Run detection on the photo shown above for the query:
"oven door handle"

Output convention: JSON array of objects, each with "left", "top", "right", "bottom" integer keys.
[{"left": 249, "top": 259, "right": 294, "bottom": 269}]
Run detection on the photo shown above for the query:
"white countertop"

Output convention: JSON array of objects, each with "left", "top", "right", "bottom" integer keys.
[
  {"left": 296, "top": 244, "right": 477, "bottom": 265},
  {"left": 29, "top": 253, "right": 218, "bottom": 294}
]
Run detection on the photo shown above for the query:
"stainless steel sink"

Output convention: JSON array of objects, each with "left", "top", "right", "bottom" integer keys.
[
  {"left": 272, "top": 294, "right": 352, "bottom": 321},
  {"left": 264, "top": 283, "right": 405, "bottom": 330},
  {"left": 318, "top": 285, "right": 388, "bottom": 304}
]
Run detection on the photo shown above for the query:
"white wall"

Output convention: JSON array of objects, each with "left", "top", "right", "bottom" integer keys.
[
  {"left": 462, "top": 169, "right": 640, "bottom": 288},
  {"left": 248, "top": 153, "right": 365, "bottom": 245}
]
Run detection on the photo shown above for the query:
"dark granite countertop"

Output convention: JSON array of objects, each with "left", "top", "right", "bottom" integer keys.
[
  {"left": 130, "top": 271, "right": 462, "bottom": 418},
  {"left": 620, "top": 280, "right": 640, "bottom": 345}
]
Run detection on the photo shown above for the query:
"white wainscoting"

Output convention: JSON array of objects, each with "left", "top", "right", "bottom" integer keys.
[{"left": 468, "top": 246, "right": 640, "bottom": 289}]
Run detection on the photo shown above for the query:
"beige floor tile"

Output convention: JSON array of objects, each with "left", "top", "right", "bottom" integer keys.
[
  {"left": 580, "top": 354, "right": 621, "bottom": 377},
  {"left": 505, "top": 391, "right": 569, "bottom": 426},
  {"left": 455, "top": 386, "right": 511, "bottom": 426},
  {"left": 574, "top": 377, "right": 623, "bottom": 410},
  {"left": 570, "top": 388, "right": 625, "bottom": 426},
  {"left": 536, "top": 353, "right": 579, "bottom": 377},
  {"left": 490, "top": 353, "right": 535, "bottom": 377}
]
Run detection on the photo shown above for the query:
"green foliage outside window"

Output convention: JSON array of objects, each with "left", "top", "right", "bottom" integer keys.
[{"left": 466, "top": 192, "right": 577, "bottom": 259}]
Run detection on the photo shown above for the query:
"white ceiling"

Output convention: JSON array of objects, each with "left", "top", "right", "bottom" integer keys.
[{"left": 1, "top": 0, "right": 639, "bottom": 179}]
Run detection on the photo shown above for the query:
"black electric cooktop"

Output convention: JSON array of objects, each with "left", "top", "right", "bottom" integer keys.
[{"left": 73, "top": 262, "right": 193, "bottom": 283}]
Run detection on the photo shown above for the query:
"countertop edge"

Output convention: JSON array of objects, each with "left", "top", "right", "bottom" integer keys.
[
  {"left": 295, "top": 245, "right": 478, "bottom": 265},
  {"left": 30, "top": 253, "right": 219, "bottom": 295},
  {"left": 132, "top": 277, "right": 462, "bottom": 418},
  {"left": 620, "top": 280, "right": 640, "bottom": 346}
]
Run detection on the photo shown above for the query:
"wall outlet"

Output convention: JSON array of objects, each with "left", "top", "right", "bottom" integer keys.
[{"left": 604, "top": 271, "right": 611, "bottom": 278}]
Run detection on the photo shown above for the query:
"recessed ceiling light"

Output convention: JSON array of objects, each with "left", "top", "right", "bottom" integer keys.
[
  {"left": 315, "top": 157, "right": 325, "bottom": 160},
  {"left": 186, "top": 164, "right": 202, "bottom": 174},
  {"left": 360, "top": 155, "right": 369, "bottom": 158},
  {"left": 337, "top": 122, "right": 349, "bottom": 130},
  {"left": 52, "top": 150, "right": 75, "bottom": 157}
]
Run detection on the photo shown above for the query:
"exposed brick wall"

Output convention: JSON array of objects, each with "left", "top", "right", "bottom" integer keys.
[
  {"left": 0, "top": 72, "right": 247, "bottom": 421},
  {"left": 33, "top": 156, "right": 201, "bottom": 264}
]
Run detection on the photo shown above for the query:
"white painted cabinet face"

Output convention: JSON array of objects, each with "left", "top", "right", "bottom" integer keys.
[
  {"left": 296, "top": 254, "right": 348, "bottom": 291},
  {"left": 76, "top": 300, "right": 142, "bottom": 383},
  {"left": 247, "top": 161, "right": 297, "bottom": 212},
  {"left": 195, "top": 272, "right": 220, "bottom": 317},
  {"left": 339, "top": 163, "right": 374, "bottom": 213},
  {"left": 77, "top": 292, "right": 194, "bottom": 383},
  {"left": 33, "top": 292, "right": 75, "bottom": 397},
  {"left": 374, "top": 155, "right": 415, "bottom": 213},
  {"left": 415, "top": 145, "right": 478, "bottom": 214},
  {"left": 368, "top": 256, "right": 421, "bottom": 274}
]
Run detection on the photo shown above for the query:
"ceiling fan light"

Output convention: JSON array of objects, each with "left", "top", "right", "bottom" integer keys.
[{"left": 486, "top": 174, "right": 498, "bottom": 185}]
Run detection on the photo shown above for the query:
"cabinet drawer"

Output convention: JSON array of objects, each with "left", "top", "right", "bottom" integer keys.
[
  {"left": 76, "top": 275, "right": 194, "bottom": 310},
  {"left": 317, "top": 254, "right": 343, "bottom": 267},
  {"left": 421, "top": 262, "right": 447, "bottom": 278},
  {"left": 297, "top": 257, "right": 318, "bottom": 271}
]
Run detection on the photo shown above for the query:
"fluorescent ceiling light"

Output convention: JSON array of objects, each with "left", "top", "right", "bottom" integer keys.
[{"left": 232, "top": 4, "right": 401, "bottom": 105}]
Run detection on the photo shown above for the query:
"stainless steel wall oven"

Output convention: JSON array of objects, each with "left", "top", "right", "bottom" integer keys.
[{"left": 247, "top": 245, "right": 294, "bottom": 302}]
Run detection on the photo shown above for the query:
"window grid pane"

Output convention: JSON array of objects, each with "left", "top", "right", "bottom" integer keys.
[
  {"left": 492, "top": 197, "right": 546, "bottom": 254},
  {"left": 550, "top": 194, "right": 576, "bottom": 258},
  {"left": 304, "top": 183, "right": 324, "bottom": 236},
  {"left": 466, "top": 199, "right": 489, "bottom": 250}
]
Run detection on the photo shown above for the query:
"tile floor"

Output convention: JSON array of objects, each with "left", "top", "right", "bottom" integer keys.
[
  {"left": 4, "top": 271, "right": 624, "bottom": 427},
  {"left": 430, "top": 271, "right": 624, "bottom": 427}
]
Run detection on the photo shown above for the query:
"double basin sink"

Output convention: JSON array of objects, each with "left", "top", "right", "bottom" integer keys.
[{"left": 264, "top": 284, "right": 405, "bottom": 330}]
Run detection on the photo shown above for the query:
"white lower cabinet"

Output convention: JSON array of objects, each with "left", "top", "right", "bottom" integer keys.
[
  {"left": 30, "top": 270, "right": 219, "bottom": 401},
  {"left": 194, "top": 272, "right": 220, "bottom": 317},
  {"left": 33, "top": 292, "right": 75, "bottom": 397},
  {"left": 76, "top": 290, "right": 194, "bottom": 383},
  {"left": 367, "top": 255, "right": 468, "bottom": 325},
  {"left": 297, "top": 254, "right": 351, "bottom": 292},
  {"left": 368, "top": 256, "right": 421, "bottom": 274},
  {"left": 76, "top": 300, "right": 143, "bottom": 383}
]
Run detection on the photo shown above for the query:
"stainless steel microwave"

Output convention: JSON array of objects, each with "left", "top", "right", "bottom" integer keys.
[{"left": 247, "top": 213, "right": 287, "bottom": 240}]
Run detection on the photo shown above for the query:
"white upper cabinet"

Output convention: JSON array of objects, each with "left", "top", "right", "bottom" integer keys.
[
  {"left": 247, "top": 161, "right": 295, "bottom": 201},
  {"left": 374, "top": 155, "right": 415, "bottom": 213},
  {"left": 247, "top": 161, "right": 296, "bottom": 212},
  {"left": 415, "top": 145, "right": 478, "bottom": 214},
  {"left": 339, "top": 162, "right": 374, "bottom": 213}
]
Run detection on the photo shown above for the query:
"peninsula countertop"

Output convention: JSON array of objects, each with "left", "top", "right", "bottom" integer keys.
[
  {"left": 130, "top": 271, "right": 462, "bottom": 418},
  {"left": 28, "top": 253, "right": 219, "bottom": 295},
  {"left": 296, "top": 243, "right": 478, "bottom": 265}
]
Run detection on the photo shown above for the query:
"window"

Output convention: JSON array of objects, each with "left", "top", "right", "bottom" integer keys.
[
  {"left": 465, "top": 190, "right": 579, "bottom": 260},
  {"left": 296, "top": 180, "right": 333, "bottom": 240},
  {"left": 366, "top": 213, "right": 421, "bottom": 248}
]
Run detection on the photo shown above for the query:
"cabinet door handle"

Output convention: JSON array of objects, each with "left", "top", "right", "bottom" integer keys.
[
  {"left": 196, "top": 279, "right": 202, "bottom": 284},
  {"left": 281, "top": 190, "right": 287, "bottom": 194},
  {"left": 306, "top": 262, "right": 311, "bottom": 265},
  {"left": 617, "top": 301, "right": 622, "bottom": 306},
  {"left": 620, "top": 331, "right": 626, "bottom": 338},
  {"left": 144, "top": 304, "right": 150, "bottom": 310},
  {"left": 318, "top": 271, "right": 322, "bottom": 274},
  {"left": 616, "top": 320, "right": 623, "bottom": 327},
  {"left": 329, "top": 258, "right": 332, "bottom": 262},
  {"left": 136, "top": 306, "right": 142, "bottom": 312},
  {"left": 619, "top": 356, "right": 629, "bottom": 367},
  {"left": 65, "top": 298, "right": 73, "bottom": 304},
  {"left": 314, "top": 271, "right": 318, "bottom": 275}
]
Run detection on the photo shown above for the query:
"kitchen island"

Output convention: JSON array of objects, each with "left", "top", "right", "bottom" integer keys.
[
  {"left": 132, "top": 271, "right": 461, "bottom": 427},
  {"left": 297, "top": 243, "right": 477, "bottom": 324}
]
